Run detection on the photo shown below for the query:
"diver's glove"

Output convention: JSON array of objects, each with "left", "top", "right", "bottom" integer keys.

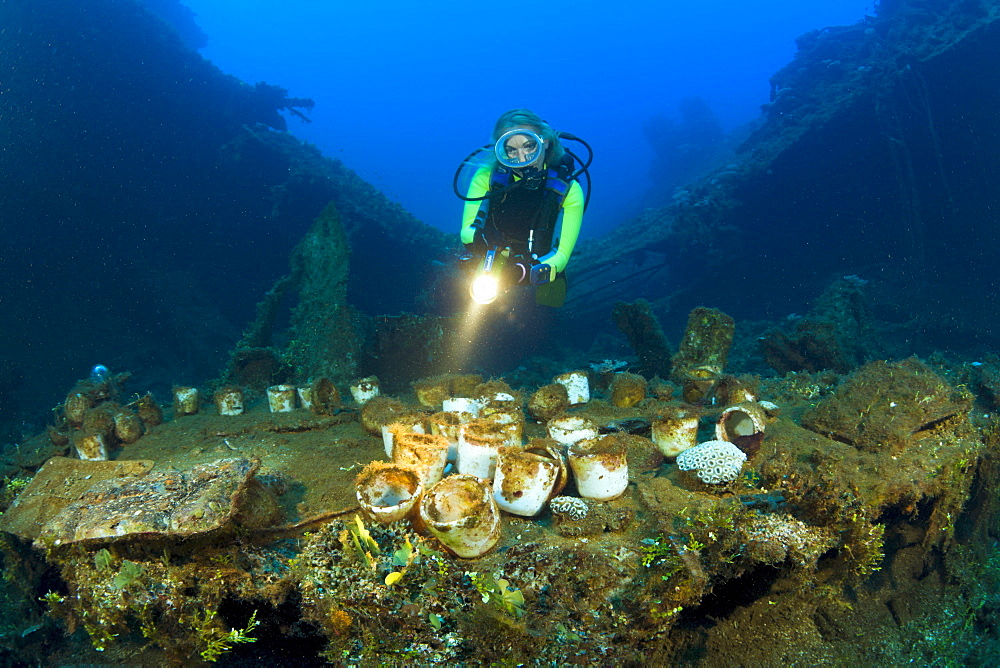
[
  {"left": 460, "top": 229, "right": 495, "bottom": 270},
  {"left": 470, "top": 227, "right": 503, "bottom": 254}
]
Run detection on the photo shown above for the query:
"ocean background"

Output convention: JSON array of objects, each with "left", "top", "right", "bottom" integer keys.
[
  {"left": 0, "top": 0, "right": 878, "bottom": 435},
  {"left": 181, "top": 0, "right": 875, "bottom": 239},
  {"left": 4, "top": 1, "right": 1000, "bottom": 664}
]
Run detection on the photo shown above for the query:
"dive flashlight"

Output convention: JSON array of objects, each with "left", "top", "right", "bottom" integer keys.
[{"left": 469, "top": 248, "right": 504, "bottom": 305}]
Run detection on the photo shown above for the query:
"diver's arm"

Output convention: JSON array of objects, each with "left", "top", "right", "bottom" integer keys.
[
  {"left": 461, "top": 166, "right": 493, "bottom": 245},
  {"left": 537, "top": 180, "right": 585, "bottom": 275}
]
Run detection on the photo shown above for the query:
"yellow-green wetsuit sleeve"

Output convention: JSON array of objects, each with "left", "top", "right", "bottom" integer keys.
[
  {"left": 538, "top": 180, "right": 585, "bottom": 276},
  {"left": 460, "top": 165, "right": 493, "bottom": 245}
]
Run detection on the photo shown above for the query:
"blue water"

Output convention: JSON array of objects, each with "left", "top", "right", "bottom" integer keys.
[
  {"left": 0, "top": 0, "right": 877, "bottom": 433},
  {"left": 181, "top": 0, "right": 874, "bottom": 239}
]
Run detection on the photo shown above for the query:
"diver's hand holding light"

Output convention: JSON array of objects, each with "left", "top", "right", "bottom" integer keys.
[
  {"left": 468, "top": 247, "right": 554, "bottom": 305},
  {"left": 469, "top": 248, "right": 504, "bottom": 305}
]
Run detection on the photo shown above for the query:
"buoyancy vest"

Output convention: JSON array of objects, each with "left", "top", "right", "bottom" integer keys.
[{"left": 484, "top": 156, "right": 575, "bottom": 256}]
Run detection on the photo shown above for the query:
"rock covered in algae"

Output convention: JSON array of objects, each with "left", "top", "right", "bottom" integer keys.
[
  {"left": 737, "top": 512, "right": 837, "bottom": 567},
  {"left": 359, "top": 395, "right": 415, "bottom": 436},
  {"left": 610, "top": 372, "right": 648, "bottom": 408},
  {"left": 971, "top": 358, "right": 1000, "bottom": 409},
  {"left": 34, "top": 457, "right": 264, "bottom": 549},
  {"left": 527, "top": 383, "right": 570, "bottom": 421},
  {"left": 412, "top": 373, "right": 484, "bottom": 409},
  {"left": 0, "top": 457, "right": 154, "bottom": 541},
  {"left": 759, "top": 275, "right": 871, "bottom": 375},
  {"left": 801, "top": 357, "right": 973, "bottom": 453},
  {"left": 548, "top": 495, "right": 633, "bottom": 537}
]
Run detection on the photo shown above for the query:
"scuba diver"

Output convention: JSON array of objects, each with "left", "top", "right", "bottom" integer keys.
[{"left": 454, "top": 109, "right": 591, "bottom": 309}]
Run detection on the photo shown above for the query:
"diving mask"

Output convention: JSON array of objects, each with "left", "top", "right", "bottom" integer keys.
[{"left": 495, "top": 129, "right": 545, "bottom": 169}]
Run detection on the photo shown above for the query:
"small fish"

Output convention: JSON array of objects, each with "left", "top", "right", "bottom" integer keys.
[
  {"left": 20, "top": 623, "right": 43, "bottom": 638},
  {"left": 599, "top": 417, "right": 651, "bottom": 435}
]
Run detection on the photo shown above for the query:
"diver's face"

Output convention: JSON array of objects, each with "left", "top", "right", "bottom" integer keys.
[{"left": 502, "top": 128, "right": 544, "bottom": 167}]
